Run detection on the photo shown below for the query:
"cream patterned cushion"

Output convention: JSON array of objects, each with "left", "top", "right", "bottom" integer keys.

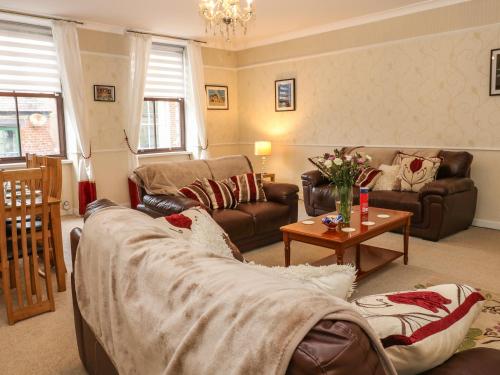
[
  {"left": 398, "top": 155, "right": 441, "bottom": 192},
  {"left": 372, "top": 164, "right": 401, "bottom": 191},
  {"left": 352, "top": 284, "right": 484, "bottom": 375}
]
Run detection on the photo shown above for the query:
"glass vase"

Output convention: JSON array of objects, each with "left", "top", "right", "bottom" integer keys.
[{"left": 334, "top": 184, "right": 353, "bottom": 226}]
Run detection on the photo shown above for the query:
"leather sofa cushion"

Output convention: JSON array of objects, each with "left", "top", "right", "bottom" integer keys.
[
  {"left": 437, "top": 150, "right": 473, "bottom": 179},
  {"left": 369, "top": 191, "right": 423, "bottom": 223},
  {"left": 237, "top": 202, "right": 291, "bottom": 234},
  {"left": 212, "top": 209, "right": 255, "bottom": 241}
]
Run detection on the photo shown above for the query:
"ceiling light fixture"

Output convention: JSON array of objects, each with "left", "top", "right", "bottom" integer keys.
[{"left": 199, "top": 0, "right": 255, "bottom": 42}]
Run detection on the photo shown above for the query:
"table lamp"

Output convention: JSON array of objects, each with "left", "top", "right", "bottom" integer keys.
[{"left": 254, "top": 141, "right": 272, "bottom": 173}]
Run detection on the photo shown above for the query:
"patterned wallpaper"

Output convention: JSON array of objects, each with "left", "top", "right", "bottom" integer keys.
[{"left": 237, "top": 23, "right": 500, "bottom": 149}]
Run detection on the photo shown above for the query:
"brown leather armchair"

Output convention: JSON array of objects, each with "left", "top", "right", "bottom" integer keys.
[
  {"left": 302, "top": 149, "right": 478, "bottom": 241},
  {"left": 134, "top": 156, "right": 299, "bottom": 252},
  {"left": 71, "top": 200, "right": 500, "bottom": 375}
]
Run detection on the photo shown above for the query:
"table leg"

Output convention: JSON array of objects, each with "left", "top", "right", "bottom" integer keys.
[
  {"left": 336, "top": 248, "right": 344, "bottom": 265},
  {"left": 50, "top": 203, "right": 66, "bottom": 292},
  {"left": 355, "top": 244, "right": 361, "bottom": 270},
  {"left": 283, "top": 233, "right": 291, "bottom": 267},
  {"left": 403, "top": 217, "right": 410, "bottom": 265}
]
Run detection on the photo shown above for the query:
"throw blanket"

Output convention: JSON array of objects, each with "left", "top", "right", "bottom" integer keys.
[{"left": 75, "top": 207, "right": 396, "bottom": 375}]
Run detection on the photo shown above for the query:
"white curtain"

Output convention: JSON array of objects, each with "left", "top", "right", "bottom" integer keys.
[
  {"left": 52, "top": 21, "right": 97, "bottom": 214},
  {"left": 51, "top": 20, "right": 93, "bottom": 181},
  {"left": 125, "top": 33, "right": 152, "bottom": 172},
  {"left": 185, "top": 41, "right": 208, "bottom": 159}
]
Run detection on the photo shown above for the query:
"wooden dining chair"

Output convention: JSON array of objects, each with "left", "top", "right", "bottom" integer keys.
[
  {"left": 25, "top": 154, "right": 62, "bottom": 200},
  {"left": 24, "top": 153, "right": 65, "bottom": 290},
  {"left": 0, "top": 167, "right": 55, "bottom": 325}
]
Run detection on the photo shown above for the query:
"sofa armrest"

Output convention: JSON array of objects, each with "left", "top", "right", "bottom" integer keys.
[
  {"left": 143, "top": 194, "right": 212, "bottom": 216},
  {"left": 84, "top": 199, "right": 119, "bottom": 222},
  {"left": 423, "top": 348, "right": 500, "bottom": 375},
  {"left": 263, "top": 182, "right": 299, "bottom": 205},
  {"left": 301, "top": 170, "right": 328, "bottom": 187},
  {"left": 419, "top": 178, "right": 475, "bottom": 198}
]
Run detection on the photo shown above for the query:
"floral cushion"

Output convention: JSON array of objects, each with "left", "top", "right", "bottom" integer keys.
[
  {"left": 352, "top": 284, "right": 484, "bottom": 375},
  {"left": 155, "top": 207, "right": 244, "bottom": 261},
  {"left": 398, "top": 155, "right": 441, "bottom": 192}
]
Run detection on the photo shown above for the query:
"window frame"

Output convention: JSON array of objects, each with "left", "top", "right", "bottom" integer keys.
[
  {"left": 0, "top": 91, "right": 67, "bottom": 163},
  {"left": 138, "top": 97, "right": 186, "bottom": 154}
]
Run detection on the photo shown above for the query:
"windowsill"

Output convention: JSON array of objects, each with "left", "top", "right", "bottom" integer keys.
[
  {"left": 138, "top": 151, "right": 192, "bottom": 159},
  {"left": 0, "top": 159, "right": 73, "bottom": 169}
]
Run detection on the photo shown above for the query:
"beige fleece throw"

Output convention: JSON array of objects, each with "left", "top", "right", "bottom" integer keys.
[{"left": 75, "top": 207, "right": 396, "bottom": 375}]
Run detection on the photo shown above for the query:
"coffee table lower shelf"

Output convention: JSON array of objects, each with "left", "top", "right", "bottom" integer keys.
[{"left": 311, "top": 244, "right": 403, "bottom": 281}]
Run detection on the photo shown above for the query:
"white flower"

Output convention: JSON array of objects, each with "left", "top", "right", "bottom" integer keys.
[
  {"left": 333, "top": 158, "right": 343, "bottom": 166},
  {"left": 345, "top": 155, "right": 352, "bottom": 161},
  {"left": 324, "top": 159, "right": 333, "bottom": 168},
  {"left": 366, "top": 154, "right": 372, "bottom": 161}
]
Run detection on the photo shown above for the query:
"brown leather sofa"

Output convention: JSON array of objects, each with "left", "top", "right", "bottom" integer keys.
[
  {"left": 71, "top": 199, "right": 500, "bottom": 375},
  {"left": 302, "top": 147, "right": 478, "bottom": 241},
  {"left": 133, "top": 155, "right": 299, "bottom": 251}
]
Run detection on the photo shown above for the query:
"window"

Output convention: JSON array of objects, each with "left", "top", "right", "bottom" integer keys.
[
  {"left": 0, "top": 20, "right": 65, "bottom": 161},
  {"left": 139, "top": 43, "right": 186, "bottom": 152}
]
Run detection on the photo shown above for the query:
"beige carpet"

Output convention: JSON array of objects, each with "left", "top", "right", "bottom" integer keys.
[{"left": 0, "top": 205, "right": 499, "bottom": 374}]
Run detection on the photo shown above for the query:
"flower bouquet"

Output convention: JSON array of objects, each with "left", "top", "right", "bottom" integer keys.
[{"left": 313, "top": 149, "right": 371, "bottom": 225}]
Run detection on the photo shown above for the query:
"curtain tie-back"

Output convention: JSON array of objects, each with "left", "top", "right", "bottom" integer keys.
[{"left": 123, "top": 129, "right": 140, "bottom": 155}]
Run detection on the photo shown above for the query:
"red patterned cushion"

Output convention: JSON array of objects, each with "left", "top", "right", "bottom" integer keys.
[
  {"left": 178, "top": 180, "right": 212, "bottom": 208},
  {"left": 201, "top": 178, "right": 238, "bottom": 209},
  {"left": 355, "top": 167, "right": 382, "bottom": 189},
  {"left": 229, "top": 173, "right": 267, "bottom": 203}
]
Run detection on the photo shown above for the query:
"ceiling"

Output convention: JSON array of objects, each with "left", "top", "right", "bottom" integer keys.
[{"left": 0, "top": 0, "right": 467, "bottom": 49}]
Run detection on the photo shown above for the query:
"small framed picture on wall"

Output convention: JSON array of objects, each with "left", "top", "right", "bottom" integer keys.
[
  {"left": 206, "top": 85, "right": 229, "bottom": 110},
  {"left": 490, "top": 49, "right": 500, "bottom": 96},
  {"left": 275, "top": 78, "right": 295, "bottom": 111},
  {"left": 94, "top": 85, "right": 115, "bottom": 102}
]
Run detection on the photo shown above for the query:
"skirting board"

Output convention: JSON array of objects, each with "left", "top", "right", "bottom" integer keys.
[{"left": 472, "top": 219, "right": 500, "bottom": 231}]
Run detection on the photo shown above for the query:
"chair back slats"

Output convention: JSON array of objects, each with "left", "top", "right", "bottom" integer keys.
[
  {"left": 25, "top": 154, "right": 62, "bottom": 200},
  {"left": 0, "top": 167, "right": 54, "bottom": 324}
]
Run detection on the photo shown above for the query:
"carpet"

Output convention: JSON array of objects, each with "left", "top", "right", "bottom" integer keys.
[{"left": 0, "top": 209, "right": 499, "bottom": 374}]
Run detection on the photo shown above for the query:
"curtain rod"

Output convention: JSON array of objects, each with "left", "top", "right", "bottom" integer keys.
[
  {"left": 0, "top": 8, "right": 83, "bottom": 25},
  {"left": 126, "top": 29, "right": 207, "bottom": 44}
]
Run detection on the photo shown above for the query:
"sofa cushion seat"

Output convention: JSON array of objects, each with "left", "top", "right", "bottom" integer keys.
[
  {"left": 237, "top": 202, "right": 291, "bottom": 234},
  {"left": 369, "top": 191, "right": 423, "bottom": 224},
  {"left": 212, "top": 209, "right": 255, "bottom": 241}
]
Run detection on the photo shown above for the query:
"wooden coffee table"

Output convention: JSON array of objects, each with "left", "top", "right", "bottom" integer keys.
[{"left": 280, "top": 206, "right": 412, "bottom": 280}]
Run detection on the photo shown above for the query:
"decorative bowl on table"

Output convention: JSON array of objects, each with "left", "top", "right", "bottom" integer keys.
[{"left": 321, "top": 214, "right": 343, "bottom": 230}]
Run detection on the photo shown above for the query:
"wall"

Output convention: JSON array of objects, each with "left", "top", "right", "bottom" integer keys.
[
  {"left": 59, "top": 29, "right": 239, "bottom": 211},
  {"left": 59, "top": 0, "right": 500, "bottom": 229},
  {"left": 233, "top": 0, "right": 500, "bottom": 228}
]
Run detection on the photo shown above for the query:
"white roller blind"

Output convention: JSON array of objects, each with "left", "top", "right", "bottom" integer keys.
[
  {"left": 144, "top": 43, "right": 185, "bottom": 98},
  {"left": 0, "top": 20, "right": 61, "bottom": 93}
]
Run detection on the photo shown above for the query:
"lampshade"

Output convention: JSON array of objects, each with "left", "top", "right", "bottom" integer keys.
[{"left": 254, "top": 141, "right": 272, "bottom": 156}]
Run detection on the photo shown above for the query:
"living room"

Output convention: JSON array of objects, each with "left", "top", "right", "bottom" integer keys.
[{"left": 0, "top": 0, "right": 499, "bottom": 374}]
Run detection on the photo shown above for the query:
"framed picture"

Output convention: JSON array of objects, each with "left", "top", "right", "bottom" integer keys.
[
  {"left": 490, "top": 49, "right": 500, "bottom": 96},
  {"left": 206, "top": 85, "right": 229, "bottom": 110},
  {"left": 94, "top": 85, "right": 115, "bottom": 102},
  {"left": 275, "top": 78, "right": 295, "bottom": 111}
]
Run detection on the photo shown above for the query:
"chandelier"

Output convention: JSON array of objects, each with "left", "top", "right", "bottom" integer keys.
[{"left": 199, "top": 0, "right": 255, "bottom": 41}]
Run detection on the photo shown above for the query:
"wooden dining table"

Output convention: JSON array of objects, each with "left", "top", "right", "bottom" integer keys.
[{"left": 3, "top": 190, "right": 66, "bottom": 292}]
